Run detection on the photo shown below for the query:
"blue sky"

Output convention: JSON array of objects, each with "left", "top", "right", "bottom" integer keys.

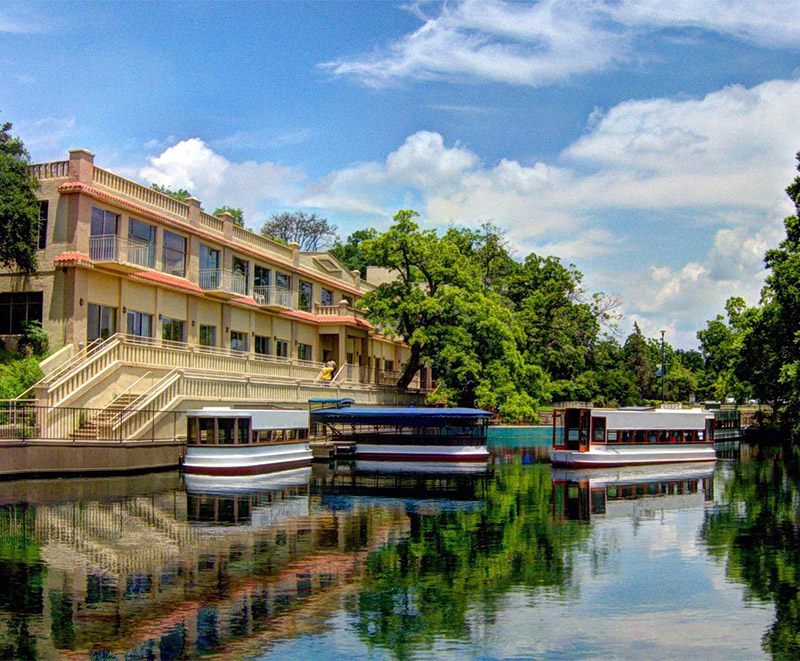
[{"left": 3, "top": 0, "right": 800, "bottom": 348}]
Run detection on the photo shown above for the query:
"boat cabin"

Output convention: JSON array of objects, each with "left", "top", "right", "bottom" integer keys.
[
  {"left": 187, "top": 408, "right": 309, "bottom": 446},
  {"left": 553, "top": 407, "right": 716, "bottom": 453}
]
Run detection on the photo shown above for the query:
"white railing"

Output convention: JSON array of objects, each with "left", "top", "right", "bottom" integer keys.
[
  {"left": 199, "top": 211, "right": 224, "bottom": 233},
  {"left": 29, "top": 161, "right": 70, "bottom": 179},
  {"left": 89, "top": 235, "right": 152, "bottom": 268},
  {"left": 231, "top": 224, "right": 294, "bottom": 260},
  {"left": 198, "top": 269, "right": 248, "bottom": 295},
  {"left": 314, "top": 303, "right": 367, "bottom": 320},
  {"left": 253, "top": 286, "right": 293, "bottom": 308},
  {"left": 93, "top": 167, "right": 190, "bottom": 220}
]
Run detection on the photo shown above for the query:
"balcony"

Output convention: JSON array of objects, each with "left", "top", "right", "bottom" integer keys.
[
  {"left": 199, "top": 269, "right": 248, "bottom": 298},
  {"left": 89, "top": 235, "right": 153, "bottom": 272},
  {"left": 314, "top": 303, "right": 367, "bottom": 321},
  {"left": 253, "top": 286, "right": 293, "bottom": 309}
]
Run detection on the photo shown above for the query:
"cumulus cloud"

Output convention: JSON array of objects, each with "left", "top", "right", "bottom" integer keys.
[
  {"left": 138, "top": 138, "right": 305, "bottom": 225},
  {"left": 321, "top": 0, "right": 800, "bottom": 88},
  {"left": 134, "top": 73, "right": 800, "bottom": 346}
]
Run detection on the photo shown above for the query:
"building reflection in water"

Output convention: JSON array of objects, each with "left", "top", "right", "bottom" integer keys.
[
  {"left": 0, "top": 461, "right": 488, "bottom": 659},
  {"left": 551, "top": 462, "right": 716, "bottom": 522}
]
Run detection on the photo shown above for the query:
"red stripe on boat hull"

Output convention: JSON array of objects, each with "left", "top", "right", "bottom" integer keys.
[
  {"left": 183, "top": 458, "right": 311, "bottom": 476},
  {"left": 551, "top": 457, "right": 715, "bottom": 468}
]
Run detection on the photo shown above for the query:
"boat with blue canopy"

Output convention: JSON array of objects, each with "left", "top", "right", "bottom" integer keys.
[{"left": 310, "top": 400, "right": 491, "bottom": 462}]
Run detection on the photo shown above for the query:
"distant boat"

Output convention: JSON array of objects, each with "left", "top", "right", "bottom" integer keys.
[
  {"left": 550, "top": 406, "right": 717, "bottom": 468},
  {"left": 184, "top": 407, "right": 312, "bottom": 476},
  {"left": 310, "top": 400, "right": 491, "bottom": 462}
]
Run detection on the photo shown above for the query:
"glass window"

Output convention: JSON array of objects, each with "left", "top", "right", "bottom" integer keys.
[
  {"left": 232, "top": 256, "right": 249, "bottom": 294},
  {"left": 321, "top": 288, "right": 334, "bottom": 306},
  {"left": 230, "top": 330, "right": 248, "bottom": 352},
  {"left": 199, "top": 324, "right": 216, "bottom": 347},
  {"left": 91, "top": 206, "right": 118, "bottom": 236},
  {"left": 128, "top": 219, "right": 156, "bottom": 268},
  {"left": 297, "top": 343, "right": 312, "bottom": 361},
  {"left": 237, "top": 418, "right": 250, "bottom": 445},
  {"left": 0, "top": 292, "right": 43, "bottom": 335},
  {"left": 163, "top": 231, "right": 187, "bottom": 277},
  {"left": 126, "top": 310, "right": 153, "bottom": 338},
  {"left": 254, "top": 265, "right": 271, "bottom": 287},
  {"left": 275, "top": 340, "right": 289, "bottom": 358},
  {"left": 87, "top": 303, "right": 117, "bottom": 342},
  {"left": 37, "top": 201, "right": 48, "bottom": 250},
  {"left": 218, "top": 418, "right": 235, "bottom": 445},
  {"left": 199, "top": 244, "right": 220, "bottom": 270},
  {"left": 592, "top": 417, "right": 606, "bottom": 443},
  {"left": 198, "top": 418, "right": 215, "bottom": 444},
  {"left": 161, "top": 317, "right": 185, "bottom": 342},
  {"left": 384, "top": 359, "right": 394, "bottom": 372},
  {"left": 299, "top": 280, "right": 312, "bottom": 311},
  {"left": 275, "top": 272, "right": 291, "bottom": 290},
  {"left": 255, "top": 335, "right": 270, "bottom": 355}
]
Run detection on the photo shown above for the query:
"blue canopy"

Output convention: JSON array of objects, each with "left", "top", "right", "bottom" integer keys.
[{"left": 311, "top": 406, "right": 491, "bottom": 427}]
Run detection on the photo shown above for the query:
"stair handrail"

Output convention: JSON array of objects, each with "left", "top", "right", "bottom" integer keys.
[
  {"left": 111, "top": 368, "right": 181, "bottom": 430},
  {"left": 16, "top": 336, "right": 109, "bottom": 399},
  {"left": 108, "top": 371, "right": 153, "bottom": 409},
  {"left": 115, "top": 371, "right": 183, "bottom": 441},
  {"left": 331, "top": 365, "right": 347, "bottom": 384},
  {"left": 47, "top": 335, "right": 124, "bottom": 407}
]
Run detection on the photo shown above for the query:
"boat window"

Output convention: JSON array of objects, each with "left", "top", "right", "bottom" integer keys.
[
  {"left": 698, "top": 430, "right": 704, "bottom": 441},
  {"left": 607, "top": 430, "right": 618, "bottom": 442},
  {"left": 286, "top": 429, "right": 295, "bottom": 441},
  {"left": 648, "top": 431, "right": 658, "bottom": 443},
  {"left": 198, "top": 418, "right": 215, "bottom": 445},
  {"left": 592, "top": 417, "right": 606, "bottom": 443},
  {"left": 659, "top": 430, "right": 668, "bottom": 443},
  {"left": 635, "top": 430, "right": 646, "bottom": 444},
  {"left": 218, "top": 418, "right": 235, "bottom": 445},
  {"left": 620, "top": 431, "right": 632, "bottom": 443},
  {"left": 687, "top": 430, "right": 697, "bottom": 443},
  {"left": 676, "top": 431, "right": 685, "bottom": 443},
  {"left": 187, "top": 418, "right": 196, "bottom": 444},
  {"left": 297, "top": 429, "right": 307, "bottom": 440},
  {"left": 273, "top": 430, "right": 285, "bottom": 443},
  {"left": 237, "top": 418, "right": 250, "bottom": 445}
]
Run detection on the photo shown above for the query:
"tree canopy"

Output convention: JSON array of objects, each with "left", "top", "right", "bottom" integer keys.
[
  {"left": 212, "top": 205, "right": 244, "bottom": 227},
  {"left": 150, "top": 183, "right": 191, "bottom": 202},
  {"left": 0, "top": 121, "right": 39, "bottom": 274},
  {"left": 260, "top": 211, "right": 338, "bottom": 251}
]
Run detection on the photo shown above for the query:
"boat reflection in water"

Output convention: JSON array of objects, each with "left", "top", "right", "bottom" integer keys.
[{"left": 551, "top": 462, "right": 716, "bottom": 522}]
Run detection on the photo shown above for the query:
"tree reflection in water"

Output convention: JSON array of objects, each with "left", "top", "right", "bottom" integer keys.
[
  {"left": 348, "top": 462, "right": 589, "bottom": 659},
  {"left": 701, "top": 443, "right": 800, "bottom": 658}
]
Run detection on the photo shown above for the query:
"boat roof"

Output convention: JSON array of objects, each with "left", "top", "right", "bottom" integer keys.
[
  {"left": 311, "top": 407, "right": 491, "bottom": 426},
  {"left": 186, "top": 407, "right": 308, "bottom": 429}
]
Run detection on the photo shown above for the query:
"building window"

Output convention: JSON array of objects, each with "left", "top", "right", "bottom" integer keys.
[
  {"left": 0, "top": 292, "right": 43, "bottom": 335},
  {"left": 384, "top": 359, "right": 395, "bottom": 372},
  {"left": 255, "top": 335, "right": 270, "bottom": 355},
  {"left": 297, "top": 343, "right": 312, "bottom": 361},
  {"left": 163, "top": 231, "right": 187, "bottom": 277},
  {"left": 254, "top": 265, "right": 271, "bottom": 287},
  {"left": 232, "top": 256, "right": 249, "bottom": 295},
  {"left": 87, "top": 303, "right": 117, "bottom": 342},
  {"left": 199, "top": 324, "right": 216, "bottom": 347},
  {"left": 126, "top": 310, "right": 153, "bottom": 338},
  {"left": 161, "top": 317, "right": 185, "bottom": 342},
  {"left": 91, "top": 206, "right": 118, "bottom": 236},
  {"left": 275, "top": 272, "right": 291, "bottom": 290},
  {"left": 128, "top": 218, "right": 156, "bottom": 268},
  {"left": 321, "top": 288, "right": 334, "bottom": 306},
  {"left": 275, "top": 340, "right": 289, "bottom": 358},
  {"left": 299, "top": 280, "right": 313, "bottom": 311},
  {"left": 199, "top": 245, "right": 220, "bottom": 288},
  {"left": 230, "top": 330, "right": 248, "bottom": 352},
  {"left": 37, "top": 201, "right": 48, "bottom": 250}
]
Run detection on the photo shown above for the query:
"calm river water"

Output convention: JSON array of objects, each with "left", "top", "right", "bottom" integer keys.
[{"left": 0, "top": 430, "right": 796, "bottom": 659}]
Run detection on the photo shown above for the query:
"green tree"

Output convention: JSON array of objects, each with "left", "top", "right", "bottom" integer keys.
[
  {"left": 0, "top": 121, "right": 39, "bottom": 274},
  {"left": 150, "top": 183, "right": 191, "bottom": 202},
  {"left": 330, "top": 228, "right": 378, "bottom": 277},
  {"left": 261, "top": 211, "right": 338, "bottom": 251},
  {"left": 212, "top": 205, "right": 244, "bottom": 227},
  {"left": 623, "top": 323, "right": 655, "bottom": 401}
]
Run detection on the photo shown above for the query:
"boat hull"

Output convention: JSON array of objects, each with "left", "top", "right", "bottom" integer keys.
[
  {"left": 355, "top": 444, "right": 489, "bottom": 462},
  {"left": 184, "top": 442, "right": 312, "bottom": 476},
  {"left": 550, "top": 444, "right": 716, "bottom": 468}
]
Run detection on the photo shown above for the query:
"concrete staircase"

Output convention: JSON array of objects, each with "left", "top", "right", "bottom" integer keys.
[{"left": 70, "top": 393, "right": 142, "bottom": 440}]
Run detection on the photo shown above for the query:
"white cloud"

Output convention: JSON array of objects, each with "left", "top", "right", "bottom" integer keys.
[
  {"left": 138, "top": 138, "right": 305, "bottom": 226},
  {"left": 321, "top": 0, "right": 800, "bottom": 88},
  {"left": 15, "top": 117, "right": 76, "bottom": 153}
]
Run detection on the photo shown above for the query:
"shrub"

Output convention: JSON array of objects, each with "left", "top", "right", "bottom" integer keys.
[
  {"left": 0, "top": 357, "right": 43, "bottom": 399},
  {"left": 17, "top": 320, "right": 48, "bottom": 357}
]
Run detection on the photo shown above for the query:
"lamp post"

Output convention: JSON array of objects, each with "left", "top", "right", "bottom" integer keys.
[{"left": 660, "top": 329, "right": 666, "bottom": 405}]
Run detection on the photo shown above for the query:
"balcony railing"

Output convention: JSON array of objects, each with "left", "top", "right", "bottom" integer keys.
[
  {"left": 199, "top": 269, "right": 248, "bottom": 296},
  {"left": 314, "top": 303, "right": 367, "bottom": 320},
  {"left": 89, "top": 235, "right": 153, "bottom": 268},
  {"left": 253, "top": 286, "right": 293, "bottom": 308}
]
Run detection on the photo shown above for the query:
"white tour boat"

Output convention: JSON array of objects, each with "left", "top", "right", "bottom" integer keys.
[
  {"left": 550, "top": 406, "right": 717, "bottom": 468},
  {"left": 184, "top": 407, "right": 312, "bottom": 476}
]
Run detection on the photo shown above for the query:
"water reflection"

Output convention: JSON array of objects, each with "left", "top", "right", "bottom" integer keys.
[{"left": 0, "top": 441, "right": 797, "bottom": 658}]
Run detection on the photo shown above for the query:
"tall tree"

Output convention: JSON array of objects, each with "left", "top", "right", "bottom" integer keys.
[
  {"left": 330, "top": 228, "right": 378, "bottom": 277},
  {"left": 0, "top": 122, "right": 39, "bottom": 274},
  {"left": 212, "top": 205, "right": 244, "bottom": 227},
  {"left": 623, "top": 323, "right": 655, "bottom": 400},
  {"left": 261, "top": 211, "right": 338, "bottom": 251}
]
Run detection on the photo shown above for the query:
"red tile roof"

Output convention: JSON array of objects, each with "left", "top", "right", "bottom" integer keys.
[
  {"left": 130, "top": 270, "right": 204, "bottom": 294},
  {"left": 318, "top": 315, "right": 374, "bottom": 329},
  {"left": 54, "top": 251, "right": 93, "bottom": 266},
  {"left": 229, "top": 296, "right": 260, "bottom": 308}
]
